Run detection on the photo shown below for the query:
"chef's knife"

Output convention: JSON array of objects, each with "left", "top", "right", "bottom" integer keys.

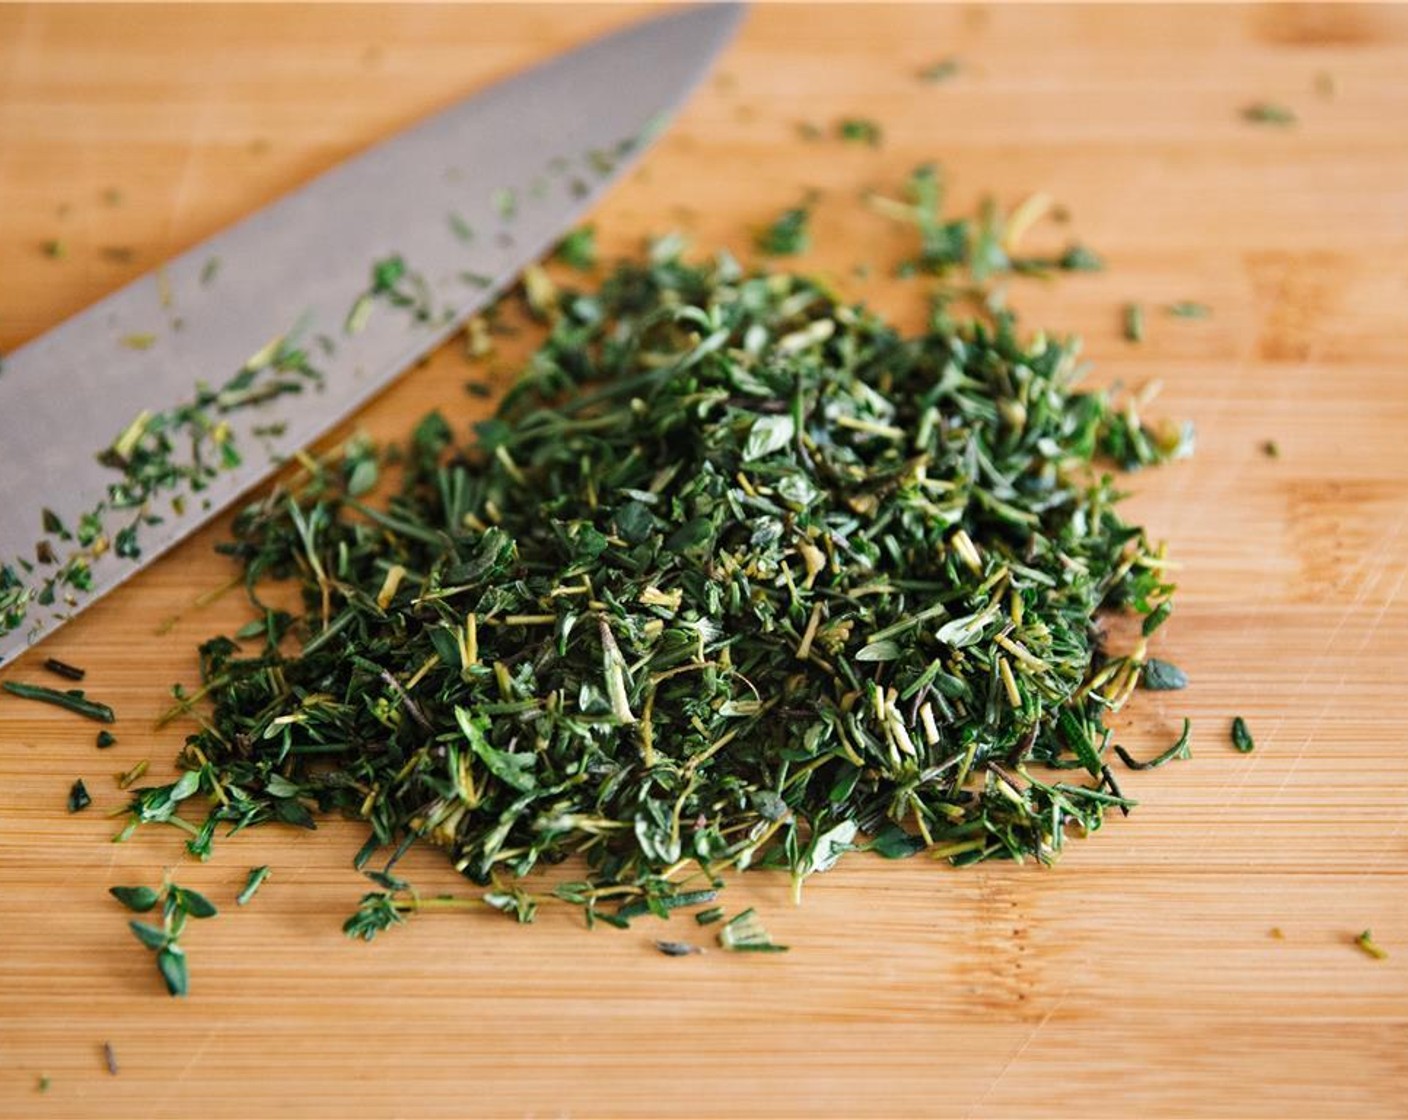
[{"left": 0, "top": 4, "right": 745, "bottom": 669}]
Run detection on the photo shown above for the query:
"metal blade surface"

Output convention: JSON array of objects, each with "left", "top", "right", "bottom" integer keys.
[{"left": 0, "top": 4, "right": 745, "bottom": 667}]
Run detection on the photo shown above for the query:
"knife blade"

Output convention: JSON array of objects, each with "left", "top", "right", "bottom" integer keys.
[{"left": 0, "top": 4, "right": 745, "bottom": 669}]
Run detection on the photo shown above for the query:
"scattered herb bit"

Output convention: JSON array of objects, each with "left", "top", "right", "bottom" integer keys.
[
  {"left": 1121, "top": 303, "right": 1144, "bottom": 343},
  {"left": 869, "top": 164, "right": 1111, "bottom": 288},
  {"left": 1057, "top": 244, "right": 1104, "bottom": 272},
  {"left": 68, "top": 778, "right": 92, "bottom": 813},
  {"left": 918, "top": 57, "right": 961, "bottom": 84},
  {"left": 837, "top": 118, "right": 883, "bottom": 147},
  {"left": 120, "top": 879, "right": 216, "bottom": 997},
  {"left": 2, "top": 680, "right": 115, "bottom": 722},
  {"left": 654, "top": 939, "right": 703, "bottom": 957},
  {"left": 1115, "top": 719, "right": 1192, "bottom": 771},
  {"left": 36, "top": 1075, "right": 50, "bottom": 1093},
  {"left": 1261, "top": 440, "right": 1279, "bottom": 459},
  {"left": 236, "top": 865, "right": 271, "bottom": 906},
  {"left": 97, "top": 730, "right": 117, "bottom": 748},
  {"left": 116, "top": 759, "right": 149, "bottom": 790},
  {"left": 1242, "top": 102, "right": 1297, "bottom": 127},
  {"left": 695, "top": 907, "right": 726, "bottom": 926},
  {"left": 43, "top": 239, "right": 67, "bottom": 260},
  {"left": 103, "top": 1041, "right": 118, "bottom": 1075},
  {"left": 1165, "top": 301, "right": 1211, "bottom": 319},
  {"left": 553, "top": 225, "right": 598, "bottom": 270},
  {"left": 1354, "top": 929, "right": 1388, "bottom": 960},
  {"left": 796, "top": 121, "right": 824, "bottom": 142},
  {"left": 448, "top": 211, "right": 474, "bottom": 243},
  {"left": 718, "top": 908, "right": 788, "bottom": 953},
  {"left": 756, "top": 202, "right": 811, "bottom": 256},
  {"left": 126, "top": 227, "right": 1188, "bottom": 945},
  {"left": 43, "top": 657, "right": 86, "bottom": 681},
  {"left": 1270, "top": 926, "right": 1284, "bottom": 940},
  {"left": 1231, "top": 716, "right": 1254, "bottom": 753},
  {"left": 1140, "top": 658, "right": 1188, "bottom": 691}
]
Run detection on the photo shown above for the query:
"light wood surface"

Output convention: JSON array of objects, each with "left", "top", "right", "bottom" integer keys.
[{"left": 2, "top": 4, "right": 1407, "bottom": 1117}]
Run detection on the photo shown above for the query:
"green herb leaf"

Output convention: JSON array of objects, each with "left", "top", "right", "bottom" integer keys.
[
  {"left": 156, "top": 945, "right": 189, "bottom": 997},
  {"left": 1230, "top": 716, "right": 1255, "bottom": 753},
  {"left": 109, "top": 885, "right": 160, "bottom": 912},
  {"left": 1140, "top": 658, "right": 1188, "bottom": 691}
]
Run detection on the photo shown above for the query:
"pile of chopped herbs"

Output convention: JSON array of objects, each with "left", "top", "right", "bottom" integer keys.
[{"left": 134, "top": 236, "right": 1191, "bottom": 939}]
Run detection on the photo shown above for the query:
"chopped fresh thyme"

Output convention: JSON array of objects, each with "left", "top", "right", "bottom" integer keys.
[
  {"left": 96, "top": 730, "right": 117, "bottom": 749},
  {"left": 116, "top": 879, "right": 216, "bottom": 996},
  {"left": 118, "top": 228, "right": 1192, "bottom": 948},
  {"left": 1261, "top": 440, "right": 1279, "bottom": 459},
  {"left": 42, "top": 239, "right": 67, "bottom": 260},
  {"left": 1354, "top": 930, "right": 1388, "bottom": 960},
  {"left": 1166, "top": 301, "right": 1211, "bottom": 319}
]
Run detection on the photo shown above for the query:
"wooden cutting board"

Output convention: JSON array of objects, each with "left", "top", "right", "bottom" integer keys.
[{"left": 2, "top": 5, "right": 1406, "bottom": 1117}]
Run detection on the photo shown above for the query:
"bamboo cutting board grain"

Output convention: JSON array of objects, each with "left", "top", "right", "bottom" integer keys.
[{"left": 1, "top": 5, "right": 1406, "bottom": 1117}]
